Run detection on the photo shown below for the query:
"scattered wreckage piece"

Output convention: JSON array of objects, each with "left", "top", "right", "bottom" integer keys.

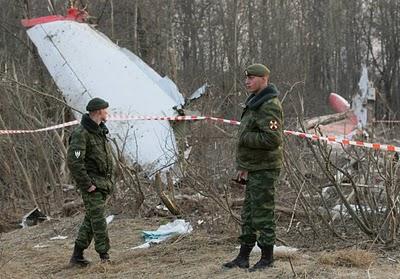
[
  {"left": 20, "top": 207, "right": 49, "bottom": 228},
  {"left": 21, "top": 4, "right": 210, "bottom": 174},
  {"left": 305, "top": 65, "right": 376, "bottom": 139},
  {"left": 131, "top": 219, "right": 193, "bottom": 250},
  {"left": 26, "top": 20, "right": 180, "bottom": 172},
  {"left": 328, "top": 93, "right": 351, "bottom": 113}
]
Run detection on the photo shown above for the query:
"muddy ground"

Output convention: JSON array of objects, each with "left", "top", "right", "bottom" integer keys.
[{"left": 1, "top": 215, "right": 400, "bottom": 279}]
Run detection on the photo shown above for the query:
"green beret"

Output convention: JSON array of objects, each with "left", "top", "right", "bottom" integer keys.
[
  {"left": 86, "top": 97, "right": 109, "bottom": 112},
  {"left": 244, "top": 64, "right": 270, "bottom": 77}
]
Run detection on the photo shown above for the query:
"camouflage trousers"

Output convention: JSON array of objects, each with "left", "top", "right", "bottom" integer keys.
[
  {"left": 75, "top": 191, "right": 110, "bottom": 254},
  {"left": 239, "top": 169, "right": 280, "bottom": 247}
]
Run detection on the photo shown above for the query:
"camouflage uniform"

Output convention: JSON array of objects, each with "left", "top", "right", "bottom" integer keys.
[
  {"left": 236, "top": 83, "right": 283, "bottom": 247},
  {"left": 67, "top": 113, "right": 114, "bottom": 255}
]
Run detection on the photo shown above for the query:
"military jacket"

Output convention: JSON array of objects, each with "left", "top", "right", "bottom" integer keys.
[
  {"left": 67, "top": 114, "right": 114, "bottom": 193},
  {"left": 236, "top": 84, "right": 283, "bottom": 171}
]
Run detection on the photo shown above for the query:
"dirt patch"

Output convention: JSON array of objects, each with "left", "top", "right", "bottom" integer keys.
[{"left": 0, "top": 218, "right": 20, "bottom": 233}]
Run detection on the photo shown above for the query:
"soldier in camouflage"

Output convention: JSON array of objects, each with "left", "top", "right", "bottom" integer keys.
[
  {"left": 67, "top": 97, "right": 114, "bottom": 266},
  {"left": 223, "top": 64, "right": 283, "bottom": 271}
]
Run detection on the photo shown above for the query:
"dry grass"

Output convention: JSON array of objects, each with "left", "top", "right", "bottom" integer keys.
[
  {"left": 318, "top": 249, "right": 376, "bottom": 268},
  {"left": 2, "top": 216, "right": 400, "bottom": 279}
]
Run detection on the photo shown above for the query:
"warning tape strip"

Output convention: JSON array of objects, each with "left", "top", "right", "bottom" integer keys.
[
  {"left": 0, "top": 115, "right": 399, "bottom": 152},
  {"left": 283, "top": 130, "right": 400, "bottom": 152},
  {"left": 0, "top": 120, "right": 78, "bottom": 135},
  {"left": 108, "top": 114, "right": 241, "bottom": 125}
]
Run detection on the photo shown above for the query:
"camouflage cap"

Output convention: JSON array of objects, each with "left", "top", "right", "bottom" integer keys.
[
  {"left": 86, "top": 97, "right": 109, "bottom": 112},
  {"left": 244, "top": 63, "right": 270, "bottom": 77}
]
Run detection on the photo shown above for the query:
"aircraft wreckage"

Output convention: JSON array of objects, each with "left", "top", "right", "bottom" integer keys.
[{"left": 22, "top": 6, "right": 205, "bottom": 173}]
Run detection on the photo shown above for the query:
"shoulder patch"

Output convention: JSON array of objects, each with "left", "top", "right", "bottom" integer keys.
[
  {"left": 269, "top": 120, "right": 278, "bottom": 131},
  {"left": 74, "top": 150, "right": 81, "bottom": 158}
]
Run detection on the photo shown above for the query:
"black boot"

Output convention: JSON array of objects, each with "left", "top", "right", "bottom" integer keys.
[
  {"left": 249, "top": 244, "right": 274, "bottom": 272},
  {"left": 69, "top": 245, "right": 90, "bottom": 267},
  {"left": 222, "top": 244, "right": 253, "bottom": 269},
  {"left": 100, "top": 252, "right": 110, "bottom": 263}
]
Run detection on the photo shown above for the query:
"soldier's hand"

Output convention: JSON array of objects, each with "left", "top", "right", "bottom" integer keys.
[
  {"left": 232, "top": 170, "right": 248, "bottom": 185},
  {"left": 236, "top": 170, "right": 248, "bottom": 180},
  {"left": 87, "top": 185, "right": 97, "bottom": 192}
]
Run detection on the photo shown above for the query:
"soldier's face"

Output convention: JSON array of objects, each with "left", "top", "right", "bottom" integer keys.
[
  {"left": 98, "top": 108, "right": 109, "bottom": 122},
  {"left": 245, "top": 75, "right": 268, "bottom": 93}
]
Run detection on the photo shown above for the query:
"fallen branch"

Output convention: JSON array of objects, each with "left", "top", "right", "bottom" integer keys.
[
  {"left": 154, "top": 172, "right": 182, "bottom": 216},
  {"left": 304, "top": 111, "right": 349, "bottom": 130}
]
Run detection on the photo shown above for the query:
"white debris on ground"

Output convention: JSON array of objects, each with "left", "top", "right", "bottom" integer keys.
[
  {"left": 155, "top": 204, "right": 169, "bottom": 211},
  {"left": 106, "top": 215, "right": 115, "bottom": 224},
  {"left": 130, "top": 219, "right": 193, "bottom": 250},
  {"left": 33, "top": 244, "right": 50, "bottom": 249},
  {"left": 62, "top": 184, "right": 75, "bottom": 192},
  {"left": 50, "top": 235, "right": 68, "bottom": 240},
  {"left": 184, "top": 145, "right": 192, "bottom": 160},
  {"left": 131, "top": 243, "right": 151, "bottom": 250}
]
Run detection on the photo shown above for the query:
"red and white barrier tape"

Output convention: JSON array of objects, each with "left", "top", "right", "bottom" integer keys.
[
  {"left": 0, "top": 115, "right": 399, "bottom": 152},
  {"left": 284, "top": 130, "right": 400, "bottom": 152},
  {"left": 108, "top": 114, "right": 241, "bottom": 125},
  {"left": 0, "top": 120, "right": 78, "bottom": 135}
]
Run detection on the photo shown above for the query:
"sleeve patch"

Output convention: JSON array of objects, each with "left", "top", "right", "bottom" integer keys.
[
  {"left": 269, "top": 120, "right": 278, "bottom": 131},
  {"left": 74, "top": 150, "right": 81, "bottom": 158}
]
